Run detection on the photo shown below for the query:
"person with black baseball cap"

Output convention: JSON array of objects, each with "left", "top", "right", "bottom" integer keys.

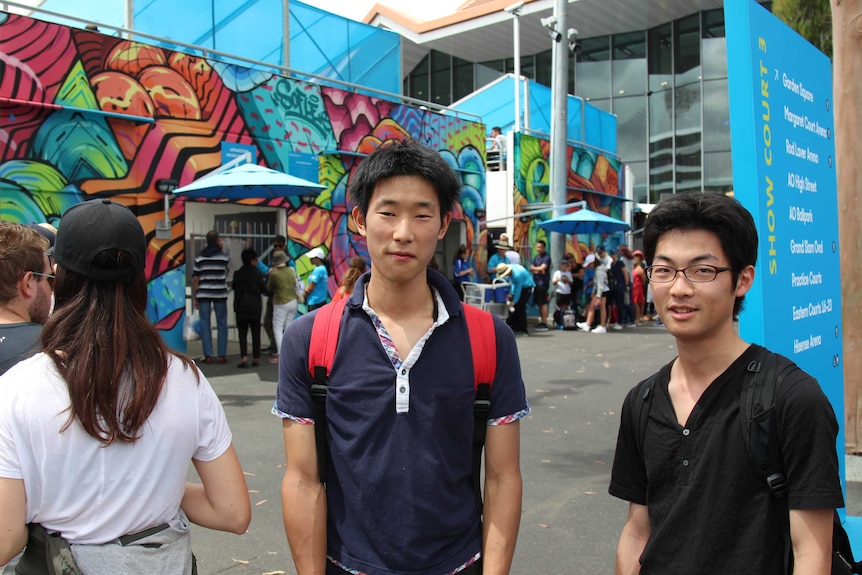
[{"left": 0, "top": 199, "right": 250, "bottom": 573}]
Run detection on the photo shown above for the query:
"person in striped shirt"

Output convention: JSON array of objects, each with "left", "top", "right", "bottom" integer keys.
[{"left": 192, "top": 230, "right": 230, "bottom": 364}]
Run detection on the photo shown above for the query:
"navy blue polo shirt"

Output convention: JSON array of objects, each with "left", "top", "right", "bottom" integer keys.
[{"left": 274, "top": 271, "right": 528, "bottom": 575}]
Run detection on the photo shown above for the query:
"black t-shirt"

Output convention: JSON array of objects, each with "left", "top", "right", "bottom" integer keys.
[
  {"left": 609, "top": 345, "right": 844, "bottom": 575},
  {"left": 232, "top": 265, "right": 266, "bottom": 319},
  {"left": 0, "top": 322, "right": 42, "bottom": 375},
  {"left": 610, "top": 260, "right": 626, "bottom": 291}
]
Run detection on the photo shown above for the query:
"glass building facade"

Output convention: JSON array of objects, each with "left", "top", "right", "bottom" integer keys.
[{"left": 404, "top": 7, "right": 768, "bottom": 204}]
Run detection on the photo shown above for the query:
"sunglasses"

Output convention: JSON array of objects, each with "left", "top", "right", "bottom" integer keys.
[{"left": 31, "top": 271, "right": 55, "bottom": 289}]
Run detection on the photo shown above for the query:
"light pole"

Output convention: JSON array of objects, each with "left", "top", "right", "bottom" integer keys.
[
  {"left": 504, "top": 2, "right": 524, "bottom": 132},
  {"left": 543, "top": 0, "right": 569, "bottom": 320}
]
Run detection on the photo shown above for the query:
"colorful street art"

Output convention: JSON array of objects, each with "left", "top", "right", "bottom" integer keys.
[
  {"left": 0, "top": 12, "right": 487, "bottom": 350},
  {"left": 513, "top": 132, "right": 624, "bottom": 263}
]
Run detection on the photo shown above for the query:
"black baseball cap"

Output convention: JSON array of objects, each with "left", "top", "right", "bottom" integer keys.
[{"left": 53, "top": 199, "right": 146, "bottom": 282}]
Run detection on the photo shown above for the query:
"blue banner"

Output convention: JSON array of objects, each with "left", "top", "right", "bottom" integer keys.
[{"left": 726, "top": 0, "right": 845, "bottom": 504}]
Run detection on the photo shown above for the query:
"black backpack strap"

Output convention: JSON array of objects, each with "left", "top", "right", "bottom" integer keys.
[
  {"left": 739, "top": 346, "right": 795, "bottom": 574},
  {"left": 634, "top": 362, "right": 673, "bottom": 462},
  {"left": 472, "top": 382, "right": 491, "bottom": 514},
  {"left": 311, "top": 365, "right": 329, "bottom": 484},
  {"left": 739, "top": 348, "right": 786, "bottom": 498},
  {"left": 634, "top": 376, "right": 655, "bottom": 462}
]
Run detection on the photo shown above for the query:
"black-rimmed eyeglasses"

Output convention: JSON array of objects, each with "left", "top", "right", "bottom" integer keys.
[{"left": 645, "top": 265, "right": 733, "bottom": 283}]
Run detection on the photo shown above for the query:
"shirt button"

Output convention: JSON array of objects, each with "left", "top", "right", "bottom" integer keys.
[
  {"left": 401, "top": 369, "right": 407, "bottom": 375},
  {"left": 682, "top": 429, "right": 690, "bottom": 436},
  {"left": 682, "top": 459, "right": 689, "bottom": 466},
  {"left": 399, "top": 386, "right": 406, "bottom": 393}
]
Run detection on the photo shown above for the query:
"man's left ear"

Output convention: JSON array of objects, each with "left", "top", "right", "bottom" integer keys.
[
  {"left": 438, "top": 213, "right": 452, "bottom": 240},
  {"left": 352, "top": 206, "right": 367, "bottom": 237},
  {"left": 735, "top": 264, "right": 755, "bottom": 296}
]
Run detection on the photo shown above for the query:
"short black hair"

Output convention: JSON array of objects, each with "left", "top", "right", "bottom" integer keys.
[
  {"left": 205, "top": 230, "right": 219, "bottom": 246},
  {"left": 643, "top": 192, "right": 758, "bottom": 317},
  {"left": 348, "top": 139, "right": 460, "bottom": 219},
  {"left": 274, "top": 235, "right": 286, "bottom": 245},
  {"left": 241, "top": 248, "right": 258, "bottom": 266}
]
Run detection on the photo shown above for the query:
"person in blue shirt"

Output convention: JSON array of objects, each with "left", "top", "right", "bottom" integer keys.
[
  {"left": 495, "top": 262, "right": 535, "bottom": 335},
  {"left": 451, "top": 244, "right": 473, "bottom": 301},
  {"left": 487, "top": 240, "right": 508, "bottom": 281},
  {"left": 302, "top": 247, "right": 329, "bottom": 311}
]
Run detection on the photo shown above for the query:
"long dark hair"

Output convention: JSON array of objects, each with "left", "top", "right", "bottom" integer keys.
[{"left": 42, "top": 250, "right": 197, "bottom": 445}]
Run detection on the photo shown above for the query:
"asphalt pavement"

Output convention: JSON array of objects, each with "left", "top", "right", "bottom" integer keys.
[{"left": 185, "top": 320, "right": 862, "bottom": 574}]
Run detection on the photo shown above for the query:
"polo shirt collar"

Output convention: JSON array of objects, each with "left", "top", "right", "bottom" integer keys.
[{"left": 347, "top": 269, "right": 463, "bottom": 320}]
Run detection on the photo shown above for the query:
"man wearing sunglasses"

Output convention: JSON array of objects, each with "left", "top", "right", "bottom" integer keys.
[{"left": 0, "top": 222, "right": 54, "bottom": 375}]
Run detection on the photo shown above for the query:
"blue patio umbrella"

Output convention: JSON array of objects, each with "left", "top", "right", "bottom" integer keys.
[
  {"left": 173, "top": 163, "right": 325, "bottom": 200},
  {"left": 537, "top": 208, "right": 630, "bottom": 235}
]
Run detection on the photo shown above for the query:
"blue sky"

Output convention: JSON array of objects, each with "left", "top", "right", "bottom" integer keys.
[{"left": 10, "top": 0, "right": 462, "bottom": 28}]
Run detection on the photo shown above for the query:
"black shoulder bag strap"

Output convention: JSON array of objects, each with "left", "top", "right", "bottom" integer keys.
[
  {"left": 739, "top": 349, "right": 786, "bottom": 498},
  {"left": 740, "top": 347, "right": 798, "bottom": 575},
  {"left": 634, "top": 362, "right": 673, "bottom": 462}
]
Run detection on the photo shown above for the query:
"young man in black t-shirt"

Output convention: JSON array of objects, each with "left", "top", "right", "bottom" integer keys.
[{"left": 609, "top": 193, "right": 842, "bottom": 574}]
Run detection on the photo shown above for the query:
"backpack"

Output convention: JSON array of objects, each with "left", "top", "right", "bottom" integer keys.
[
  {"left": 307, "top": 297, "right": 497, "bottom": 512},
  {"left": 632, "top": 346, "right": 860, "bottom": 574},
  {"left": 607, "top": 265, "right": 618, "bottom": 292}
]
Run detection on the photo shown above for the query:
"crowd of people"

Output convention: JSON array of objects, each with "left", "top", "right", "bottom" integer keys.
[
  {"left": 461, "top": 232, "right": 654, "bottom": 337},
  {"left": 191, "top": 233, "right": 337, "bottom": 367},
  {"left": 574, "top": 243, "right": 650, "bottom": 334}
]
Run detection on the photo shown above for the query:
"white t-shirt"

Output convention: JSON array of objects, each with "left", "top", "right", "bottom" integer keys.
[
  {"left": 504, "top": 250, "right": 521, "bottom": 265},
  {"left": 594, "top": 265, "right": 609, "bottom": 294},
  {"left": 552, "top": 270, "right": 573, "bottom": 295},
  {"left": 0, "top": 353, "right": 231, "bottom": 544}
]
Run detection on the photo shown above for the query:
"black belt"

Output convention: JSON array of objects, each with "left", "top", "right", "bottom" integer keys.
[{"left": 118, "top": 523, "right": 170, "bottom": 547}]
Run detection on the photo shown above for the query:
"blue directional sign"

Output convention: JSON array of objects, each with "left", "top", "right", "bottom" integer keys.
[{"left": 725, "top": 0, "right": 845, "bottom": 505}]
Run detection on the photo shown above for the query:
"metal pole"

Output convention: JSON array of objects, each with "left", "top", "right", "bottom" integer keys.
[
  {"left": 513, "top": 12, "right": 521, "bottom": 132},
  {"left": 125, "top": 0, "right": 133, "bottom": 38},
  {"left": 283, "top": 0, "right": 290, "bottom": 69},
  {"left": 550, "top": 0, "right": 569, "bottom": 302}
]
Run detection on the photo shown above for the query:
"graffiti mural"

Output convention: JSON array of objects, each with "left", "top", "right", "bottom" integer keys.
[
  {"left": 513, "top": 132, "right": 624, "bottom": 263},
  {"left": 0, "top": 12, "right": 487, "bottom": 350}
]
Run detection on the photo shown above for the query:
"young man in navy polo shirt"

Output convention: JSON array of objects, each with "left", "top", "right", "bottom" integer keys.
[{"left": 274, "top": 140, "right": 529, "bottom": 575}]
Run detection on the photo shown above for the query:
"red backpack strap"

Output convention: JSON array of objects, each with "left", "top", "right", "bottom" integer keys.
[
  {"left": 462, "top": 304, "right": 497, "bottom": 389},
  {"left": 307, "top": 297, "right": 348, "bottom": 484},
  {"left": 462, "top": 304, "right": 496, "bottom": 515},
  {"left": 307, "top": 297, "right": 348, "bottom": 380}
]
